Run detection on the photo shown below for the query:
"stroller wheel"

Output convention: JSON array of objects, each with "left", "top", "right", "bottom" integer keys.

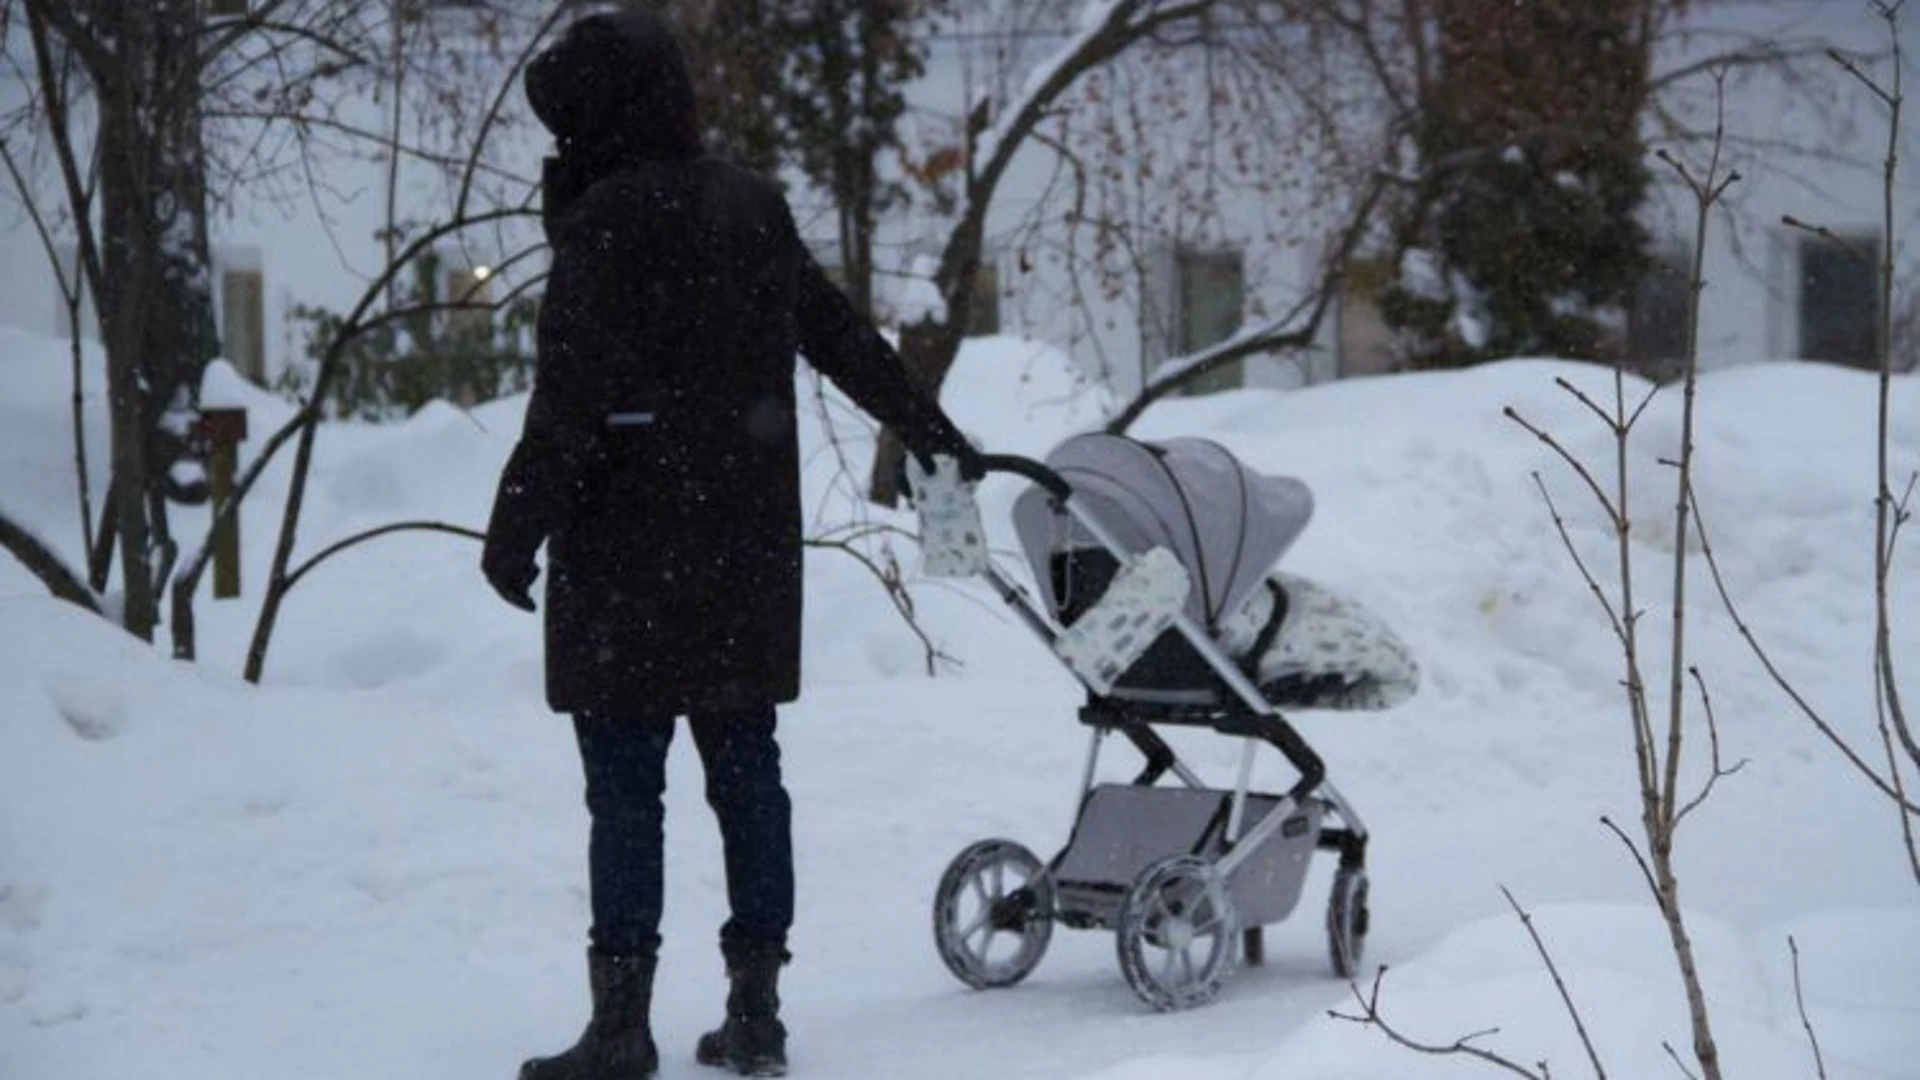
[
  {"left": 932, "top": 839, "right": 1054, "bottom": 989},
  {"left": 1327, "top": 866, "right": 1370, "bottom": 979},
  {"left": 1115, "top": 856, "right": 1240, "bottom": 1011}
]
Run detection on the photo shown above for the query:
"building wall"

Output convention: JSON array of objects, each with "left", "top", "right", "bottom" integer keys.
[{"left": 1, "top": 2, "right": 1913, "bottom": 401}]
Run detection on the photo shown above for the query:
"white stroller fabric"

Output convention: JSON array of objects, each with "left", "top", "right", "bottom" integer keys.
[
  {"left": 906, "top": 453, "right": 989, "bottom": 578},
  {"left": 1219, "top": 572, "right": 1420, "bottom": 711},
  {"left": 1052, "top": 547, "right": 1192, "bottom": 695}
]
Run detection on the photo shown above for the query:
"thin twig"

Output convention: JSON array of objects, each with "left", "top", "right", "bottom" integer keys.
[
  {"left": 453, "top": 3, "right": 570, "bottom": 222},
  {"left": 281, "top": 520, "right": 485, "bottom": 595},
  {"left": 804, "top": 535, "right": 953, "bottom": 676},
  {"left": 1690, "top": 487, "right": 1920, "bottom": 812},
  {"left": 1600, "top": 816, "right": 1661, "bottom": 903},
  {"left": 1327, "top": 967, "right": 1549, "bottom": 1080},
  {"left": 1788, "top": 936, "right": 1830, "bottom": 1080},
  {"left": 1501, "top": 887, "right": 1607, "bottom": 1080},
  {"left": 1554, "top": 377, "right": 1625, "bottom": 435},
  {"left": 1780, "top": 216, "right": 1875, "bottom": 262},
  {"left": 1506, "top": 408, "right": 1623, "bottom": 526},
  {"left": 1884, "top": 472, "right": 1917, "bottom": 576},
  {"left": 1662, "top": 1042, "right": 1702, "bottom": 1080},
  {"left": 1531, "top": 473, "right": 1628, "bottom": 643},
  {"left": 1625, "top": 383, "right": 1663, "bottom": 433},
  {"left": 1828, "top": 47, "right": 1897, "bottom": 107},
  {"left": 1675, "top": 667, "right": 1749, "bottom": 826}
]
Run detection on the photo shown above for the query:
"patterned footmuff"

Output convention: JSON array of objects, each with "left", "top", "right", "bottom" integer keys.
[{"left": 1217, "top": 572, "right": 1420, "bottom": 711}]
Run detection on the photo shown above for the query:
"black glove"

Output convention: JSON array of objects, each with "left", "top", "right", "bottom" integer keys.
[
  {"left": 482, "top": 543, "right": 539, "bottom": 613},
  {"left": 947, "top": 437, "right": 987, "bottom": 483},
  {"left": 913, "top": 433, "right": 985, "bottom": 484}
]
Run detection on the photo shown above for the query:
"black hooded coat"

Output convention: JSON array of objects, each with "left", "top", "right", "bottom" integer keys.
[{"left": 485, "top": 12, "right": 968, "bottom": 715}]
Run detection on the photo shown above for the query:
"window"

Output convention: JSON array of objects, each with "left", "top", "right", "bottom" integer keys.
[
  {"left": 966, "top": 261, "right": 1001, "bottom": 337},
  {"left": 1176, "top": 248, "right": 1245, "bottom": 394},
  {"left": 1627, "top": 248, "right": 1690, "bottom": 380},
  {"left": 220, "top": 268, "right": 266, "bottom": 382},
  {"left": 445, "top": 266, "right": 494, "bottom": 344},
  {"left": 1799, "top": 233, "right": 1881, "bottom": 369}
]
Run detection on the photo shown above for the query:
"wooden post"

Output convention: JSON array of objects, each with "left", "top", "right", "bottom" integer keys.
[{"left": 193, "top": 407, "right": 248, "bottom": 599}]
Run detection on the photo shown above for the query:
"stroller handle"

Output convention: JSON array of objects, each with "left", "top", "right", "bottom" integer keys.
[{"left": 980, "top": 454, "right": 1072, "bottom": 501}]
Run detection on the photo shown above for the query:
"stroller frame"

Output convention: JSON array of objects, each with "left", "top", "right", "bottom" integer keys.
[{"left": 930, "top": 453, "right": 1373, "bottom": 1011}]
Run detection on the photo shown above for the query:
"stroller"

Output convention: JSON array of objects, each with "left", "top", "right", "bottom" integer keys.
[{"left": 911, "top": 433, "right": 1417, "bottom": 1012}]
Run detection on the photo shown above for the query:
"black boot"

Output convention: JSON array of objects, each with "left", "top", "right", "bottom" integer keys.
[
  {"left": 521, "top": 949, "right": 659, "bottom": 1080},
  {"left": 695, "top": 941, "right": 789, "bottom": 1077}
]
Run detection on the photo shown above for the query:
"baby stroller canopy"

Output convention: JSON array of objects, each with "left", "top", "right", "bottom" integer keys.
[{"left": 1011, "top": 434, "right": 1314, "bottom": 629}]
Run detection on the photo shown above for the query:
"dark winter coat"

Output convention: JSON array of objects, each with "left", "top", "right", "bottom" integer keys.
[{"left": 484, "top": 11, "right": 968, "bottom": 716}]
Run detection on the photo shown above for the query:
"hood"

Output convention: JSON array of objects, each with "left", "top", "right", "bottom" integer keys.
[{"left": 526, "top": 10, "right": 702, "bottom": 215}]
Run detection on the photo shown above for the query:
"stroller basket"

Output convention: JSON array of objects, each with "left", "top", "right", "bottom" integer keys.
[{"left": 1051, "top": 784, "right": 1323, "bottom": 931}]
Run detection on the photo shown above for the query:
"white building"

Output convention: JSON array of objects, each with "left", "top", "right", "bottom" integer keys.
[{"left": 1, "top": 1, "right": 1913, "bottom": 405}]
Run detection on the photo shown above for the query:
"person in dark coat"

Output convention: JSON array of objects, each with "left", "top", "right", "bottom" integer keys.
[{"left": 481, "top": 11, "right": 979, "bottom": 1080}]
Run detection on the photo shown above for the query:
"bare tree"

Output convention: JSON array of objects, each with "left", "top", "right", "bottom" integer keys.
[
  {"left": 868, "top": 0, "right": 1249, "bottom": 504},
  {"left": 232, "top": 4, "right": 568, "bottom": 681},
  {"left": 0, "top": 0, "right": 562, "bottom": 662},
  {"left": 1501, "top": 71, "right": 1744, "bottom": 1080},
  {"left": 1702, "top": 1, "right": 1919, "bottom": 881},
  {"left": 9, "top": 0, "right": 228, "bottom": 640}
]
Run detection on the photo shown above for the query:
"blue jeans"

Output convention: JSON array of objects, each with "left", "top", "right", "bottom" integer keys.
[{"left": 573, "top": 703, "right": 793, "bottom": 957}]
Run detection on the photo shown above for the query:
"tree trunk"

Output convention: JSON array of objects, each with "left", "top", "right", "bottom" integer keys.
[
  {"left": 78, "top": 0, "right": 221, "bottom": 639},
  {"left": 97, "top": 77, "right": 162, "bottom": 639}
]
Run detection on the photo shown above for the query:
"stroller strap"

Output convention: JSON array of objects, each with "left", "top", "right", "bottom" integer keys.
[{"left": 1240, "top": 579, "right": 1289, "bottom": 681}]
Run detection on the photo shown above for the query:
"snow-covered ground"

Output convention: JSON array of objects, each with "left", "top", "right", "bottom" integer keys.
[{"left": 3, "top": 326, "right": 1918, "bottom": 1080}]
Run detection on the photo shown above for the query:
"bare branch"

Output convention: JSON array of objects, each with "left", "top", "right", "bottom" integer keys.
[
  {"left": 1501, "top": 886, "right": 1607, "bottom": 1080},
  {"left": 1662, "top": 1041, "right": 1702, "bottom": 1080},
  {"left": 1691, "top": 487, "right": 1920, "bottom": 813},
  {"left": 199, "top": 108, "right": 534, "bottom": 186},
  {"left": 0, "top": 508, "right": 101, "bottom": 613},
  {"left": 1787, "top": 936, "right": 1830, "bottom": 1080},
  {"left": 1675, "top": 667, "right": 1748, "bottom": 826},
  {"left": 454, "top": 3, "right": 571, "bottom": 222},
  {"left": 1554, "top": 377, "right": 1626, "bottom": 435},
  {"left": 1624, "top": 382, "right": 1662, "bottom": 434},
  {"left": 1780, "top": 216, "right": 1877, "bottom": 262},
  {"left": 1531, "top": 472, "right": 1628, "bottom": 644},
  {"left": 22, "top": 2, "right": 106, "bottom": 306},
  {"left": 1107, "top": 167, "right": 1394, "bottom": 432},
  {"left": 1505, "top": 408, "right": 1623, "bottom": 527},
  {"left": 1828, "top": 47, "right": 1896, "bottom": 107},
  {"left": 282, "top": 520, "right": 484, "bottom": 595},
  {"left": 198, "top": 0, "right": 299, "bottom": 68},
  {"left": 1886, "top": 472, "right": 1918, "bottom": 576},
  {"left": 198, "top": 13, "right": 374, "bottom": 70},
  {"left": 804, "top": 534, "right": 952, "bottom": 677},
  {"left": 1600, "top": 815, "right": 1661, "bottom": 902},
  {"left": 1328, "top": 966, "right": 1550, "bottom": 1080},
  {"left": 1650, "top": 41, "right": 1833, "bottom": 94},
  {"left": 18, "top": 0, "right": 112, "bottom": 74}
]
